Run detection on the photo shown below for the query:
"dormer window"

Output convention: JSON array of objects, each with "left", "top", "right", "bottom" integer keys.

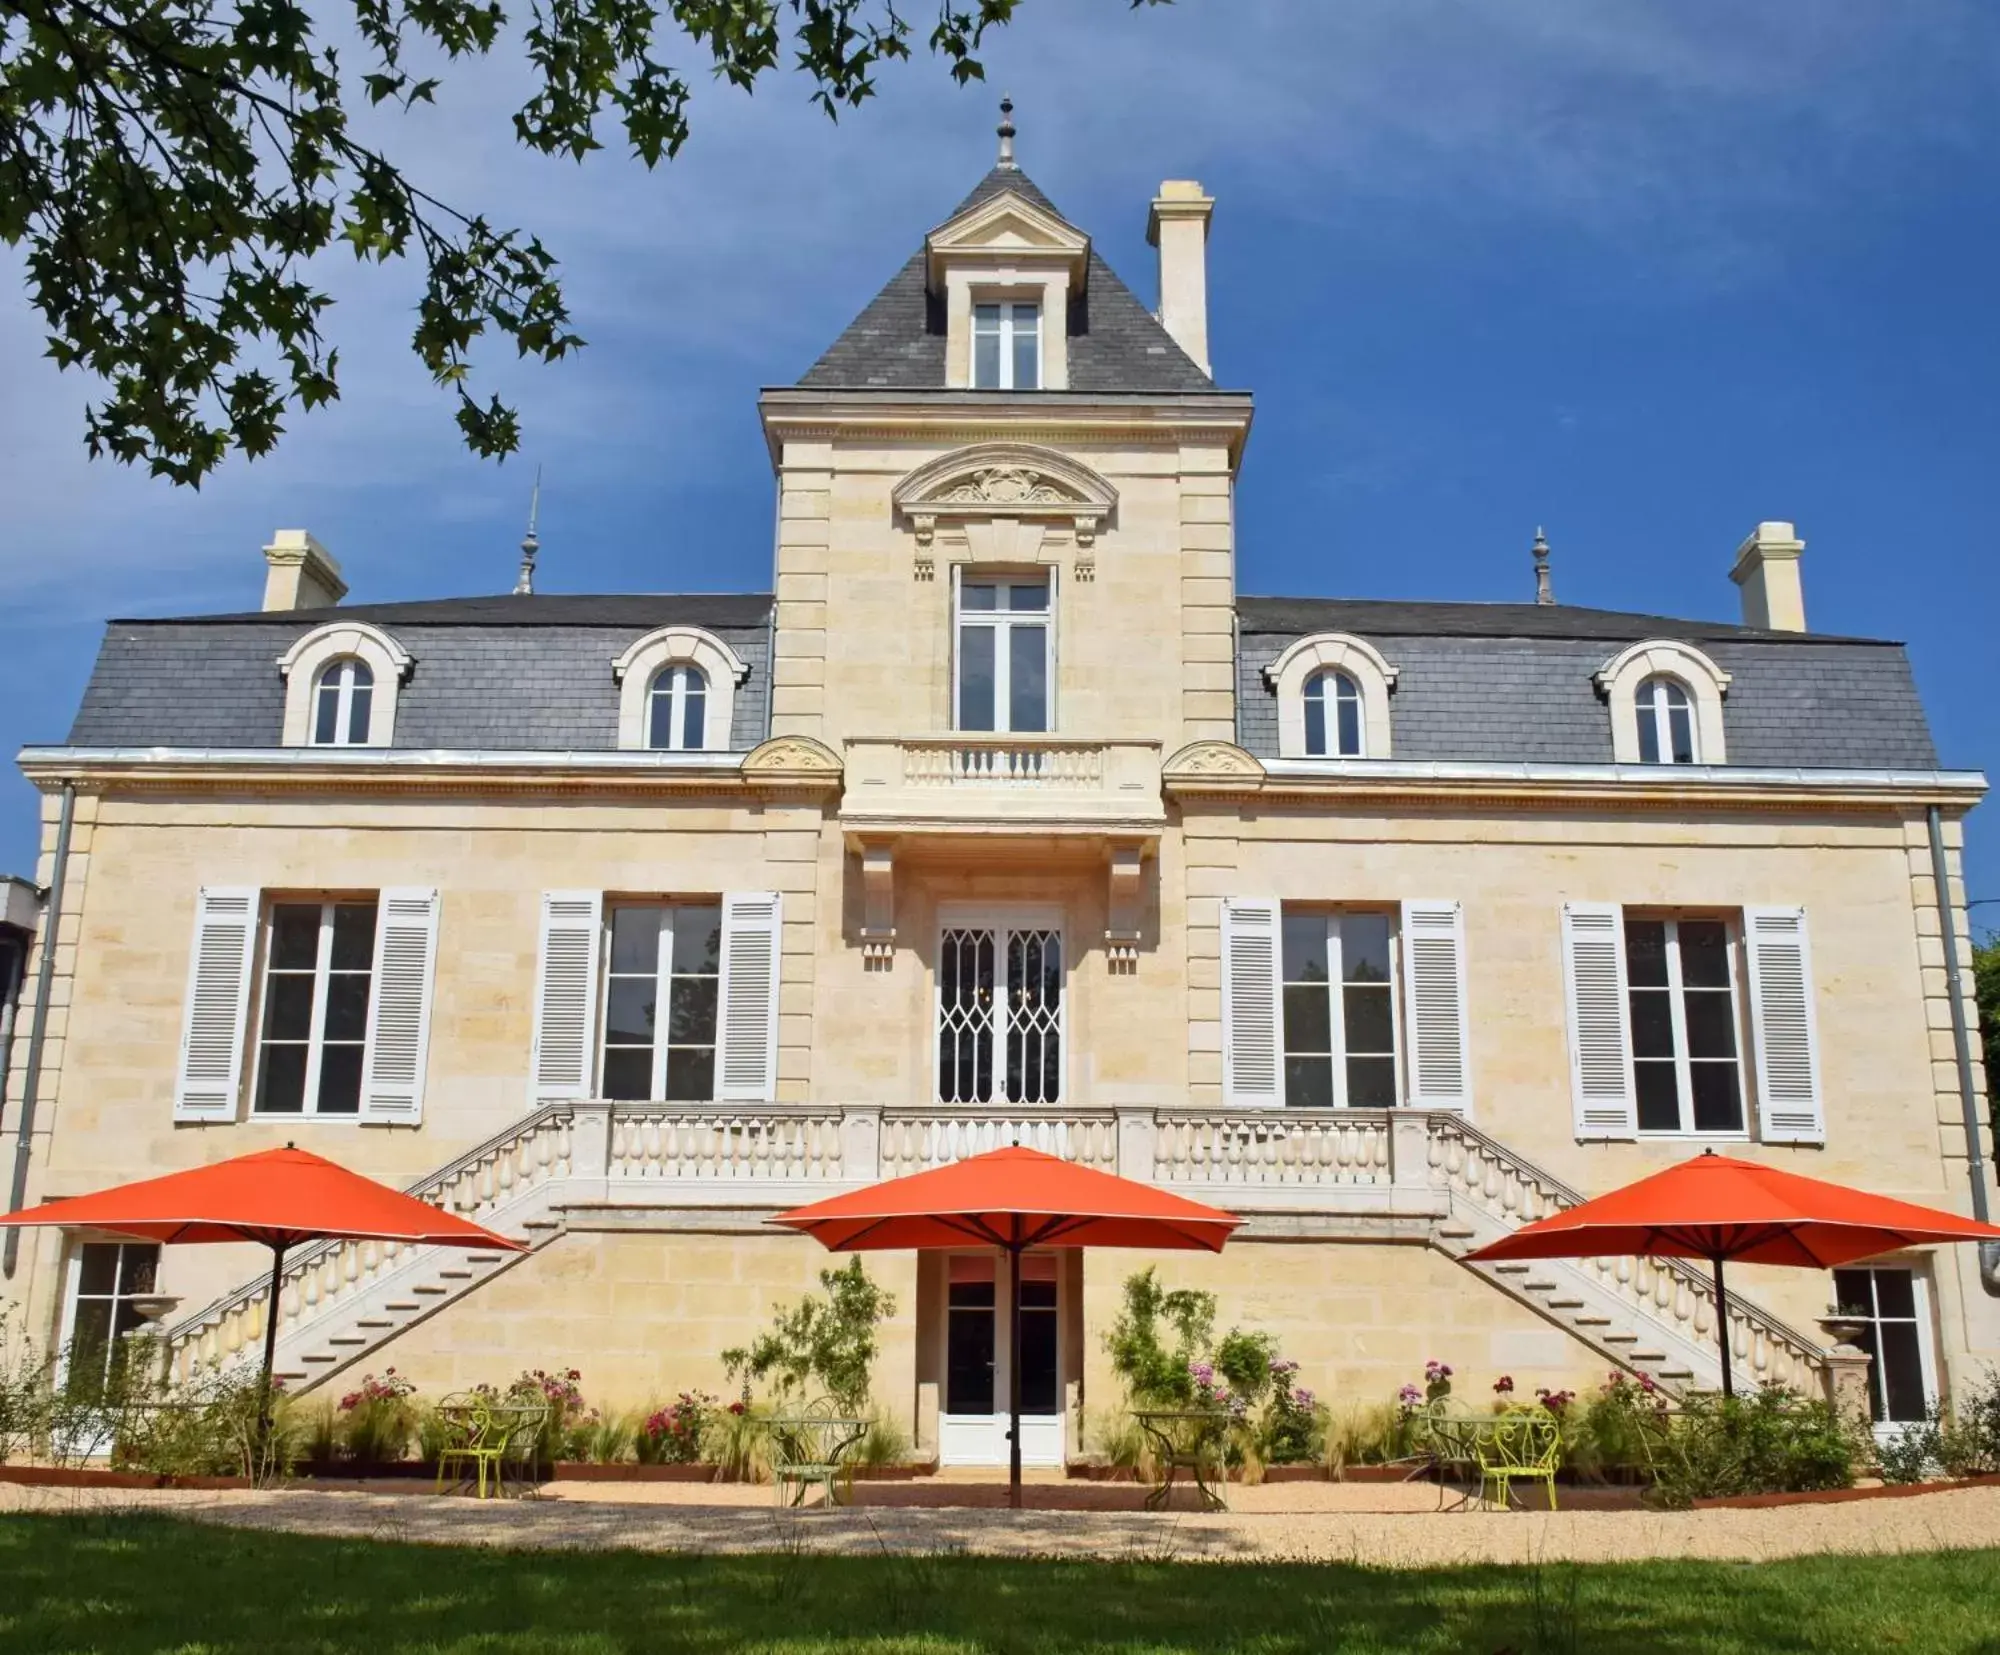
[
  {"left": 312, "top": 658, "right": 374, "bottom": 746},
  {"left": 648, "top": 664, "right": 708, "bottom": 751},
  {"left": 1303, "top": 670, "right": 1364, "bottom": 758},
  {"left": 1636, "top": 675, "right": 1696, "bottom": 765},
  {"left": 973, "top": 302, "right": 1040, "bottom": 390},
  {"left": 1595, "top": 640, "right": 1731, "bottom": 766}
]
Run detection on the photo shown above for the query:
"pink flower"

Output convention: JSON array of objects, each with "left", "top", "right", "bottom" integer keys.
[{"left": 1493, "top": 1375, "right": 1515, "bottom": 1395}]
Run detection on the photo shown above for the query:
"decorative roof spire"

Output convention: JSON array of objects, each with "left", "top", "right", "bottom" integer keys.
[
  {"left": 514, "top": 466, "right": 542, "bottom": 596},
  {"left": 996, "top": 94, "right": 1017, "bottom": 170},
  {"left": 1532, "top": 526, "right": 1555, "bottom": 606}
]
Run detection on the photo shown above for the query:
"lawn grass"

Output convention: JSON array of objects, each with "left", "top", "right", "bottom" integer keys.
[{"left": 1, "top": 1511, "right": 1996, "bottom": 1653}]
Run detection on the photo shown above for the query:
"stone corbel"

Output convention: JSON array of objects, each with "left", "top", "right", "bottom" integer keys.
[
  {"left": 1105, "top": 841, "right": 1144, "bottom": 974},
  {"left": 859, "top": 840, "right": 896, "bottom": 970}
]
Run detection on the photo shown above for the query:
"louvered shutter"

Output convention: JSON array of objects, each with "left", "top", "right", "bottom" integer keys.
[
  {"left": 1221, "top": 897, "right": 1281, "bottom": 1106},
  {"left": 1400, "top": 900, "right": 1472, "bottom": 1111},
  {"left": 1744, "top": 905, "right": 1825, "bottom": 1144},
  {"left": 359, "top": 888, "right": 439, "bottom": 1124},
  {"left": 530, "top": 891, "right": 602, "bottom": 1100},
  {"left": 173, "top": 886, "right": 260, "bottom": 1122},
  {"left": 1562, "top": 902, "right": 1637, "bottom": 1139},
  {"left": 718, "top": 891, "right": 782, "bottom": 1102}
]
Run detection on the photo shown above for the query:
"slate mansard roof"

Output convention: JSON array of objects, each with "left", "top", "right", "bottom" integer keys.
[
  {"left": 68, "top": 595, "right": 774, "bottom": 753},
  {"left": 1236, "top": 598, "right": 1939, "bottom": 770},
  {"left": 796, "top": 166, "right": 1216, "bottom": 394}
]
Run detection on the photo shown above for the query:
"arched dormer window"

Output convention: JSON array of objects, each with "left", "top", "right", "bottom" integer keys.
[
  {"left": 613, "top": 627, "right": 749, "bottom": 753},
  {"left": 1596, "top": 640, "right": 1731, "bottom": 766},
  {"left": 647, "top": 664, "right": 709, "bottom": 751},
  {"left": 1302, "top": 669, "right": 1364, "bottom": 758},
  {"left": 1265, "top": 634, "right": 1398, "bottom": 760},
  {"left": 1635, "top": 675, "right": 1695, "bottom": 765},
  {"left": 312, "top": 657, "right": 374, "bottom": 746},
  {"left": 276, "top": 622, "right": 411, "bottom": 748}
]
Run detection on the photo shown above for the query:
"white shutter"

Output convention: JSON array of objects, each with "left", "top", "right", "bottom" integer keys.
[
  {"left": 1400, "top": 900, "right": 1472, "bottom": 1111},
  {"left": 1221, "top": 897, "right": 1281, "bottom": 1107},
  {"left": 1745, "top": 905, "right": 1825, "bottom": 1144},
  {"left": 173, "top": 886, "right": 260, "bottom": 1122},
  {"left": 1562, "top": 902, "right": 1637, "bottom": 1139},
  {"left": 718, "top": 891, "right": 782, "bottom": 1102},
  {"left": 530, "top": 891, "right": 602, "bottom": 1100},
  {"left": 359, "top": 888, "right": 439, "bottom": 1124}
]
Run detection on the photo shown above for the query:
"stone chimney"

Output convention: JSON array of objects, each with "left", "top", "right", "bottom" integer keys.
[
  {"left": 1729, "top": 521, "right": 1806, "bottom": 632},
  {"left": 1147, "top": 180, "right": 1215, "bottom": 376},
  {"left": 261, "top": 529, "right": 348, "bottom": 612}
]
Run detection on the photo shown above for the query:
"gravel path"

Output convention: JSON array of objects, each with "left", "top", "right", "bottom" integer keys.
[{"left": 6, "top": 1480, "right": 1999, "bottom": 1567}]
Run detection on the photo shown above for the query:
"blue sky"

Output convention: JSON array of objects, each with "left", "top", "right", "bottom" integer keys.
[{"left": 1, "top": 1, "right": 1996, "bottom": 911}]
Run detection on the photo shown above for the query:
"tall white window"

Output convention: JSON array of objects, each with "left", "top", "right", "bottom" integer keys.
[
  {"left": 1626, "top": 917, "right": 1745, "bottom": 1133},
  {"left": 647, "top": 664, "right": 708, "bottom": 751},
  {"left": 1280, "top": 911, "right": 1399, "bottom": 1108},
  {"left": 254, "top": 899, "right": 377, "bottom": 1115},
  {"left": 938, "top": 926, "right": 1062, "bottom": 1105},
  {"left": 956, "top": 578, "right": 1051, "bottom": 733},
  {"left": 1303, "top": 670, "right": 1364, "bottom": 758},
  {"left": 601, "top": 903, "right": 721, "bottom": 1101},
  {"left": 1832, "top": 1267, "right": 1937, "bottom": 1430},
  {"left": 61, "top": 1241, "right": 161, "bottom": 1401},
  {"left": 312, "top": 657, "right": 374, "bottom": 745},
  {"left": 1635, "top": 675, "right": 1696, "bottom": 764},
  {"left": 972, "top": 301, "right": 1040, "bottom": 390}
]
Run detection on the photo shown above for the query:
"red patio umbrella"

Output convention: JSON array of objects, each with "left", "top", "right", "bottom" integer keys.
[
  {"left": 1466, "top": 1150, "right": 2000, "bottom": 1397},
  {"left": 0, "top": 1145, "right": 524, "bottom": 1449},
  {"left": 774, "top": 1145, "right": 1241, "bottom": 1505}
]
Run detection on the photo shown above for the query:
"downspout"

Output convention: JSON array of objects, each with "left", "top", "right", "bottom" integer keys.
[
  {"left": 4, "top": 781, "right": 75, "bottom": 1278},
  {"left": 0, "top": 934, "right": 25, "bottom": 1186},
  {"left": 1927, "top": 803, "right": 2000, "bottom": 1294}
]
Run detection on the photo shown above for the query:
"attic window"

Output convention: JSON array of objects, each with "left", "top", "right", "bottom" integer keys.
[{"left": 973, "top": 302, "right": 1039, "bottom": 390}]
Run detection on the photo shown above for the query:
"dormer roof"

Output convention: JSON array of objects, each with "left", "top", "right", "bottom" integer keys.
[{"left": 796, "top": 165, "right": 1214, "bottom": 394}]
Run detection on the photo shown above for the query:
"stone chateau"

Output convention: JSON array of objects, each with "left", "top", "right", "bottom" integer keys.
[{"left": 1, "top": 125, "right": 1991, "bottom": 1465}]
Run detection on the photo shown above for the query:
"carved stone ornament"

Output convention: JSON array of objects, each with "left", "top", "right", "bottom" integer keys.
[
  {"left": 1161, "top": 741, "right": 1267, "bottom": 784},
  {"left": 893, "top": 442, "right": 1117, "bottom": 565},
  {"left": 742, "top": 735, "right": 843, "bottom": 777}
]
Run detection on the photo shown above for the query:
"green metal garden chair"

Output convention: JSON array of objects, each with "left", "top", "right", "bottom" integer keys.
[
  {"left": 765, "top": 1404, "right": 868, "bottom": 1508},
  {"left": 434, "top": 1392, "right": 548, "bottom": 1499},
  {"left": 1475, "top": 1411, "right": 1562, "bottom": 1510}
]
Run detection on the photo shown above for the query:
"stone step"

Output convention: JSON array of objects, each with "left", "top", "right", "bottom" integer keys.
[
  {"left": 522, "top": 1219, "right": 560, "bottom": 1233},
  {"left": 384, "top": 1302, "right": 421, "bottom": 1313},
  {"left": 436, "top": 1268, "right": 473, "bottom": 1280},
  {"left": 1603, "top": 1332, "right": 1638, "bottom": 1345},
  {"left": 274, "top": 1371, "right": 307, "bottom": 1384},
  {"left": 327, "top": 1336, "right": 367, "bottom": 1348},
  {"left": 1490, "top": 1263, "right": 1530, "bottom": 1276},
  {"left": 356, "top": 1319, "right": 394, "bottom": 1330},
  {"left": 1546, "top": 1298, "right": 1584, "bottom": 1310},
  {"left": 1572, "top": 1315, "right": 1612, "bottom": 1327},
  {"left": 467, "top": 1252, "right": 506, "bottom": 1263},
  {"left": 1658, "top": 1368, "right": 1695, "bottom": 1381},
  {"left": 1523, "top": 1279, "right": 1557, "bottom": 1293},
  {"left": 412, "top": 1285, "right": 447, "bottom": 1297},
  {"left": 1628, "top": 1351, "right": 1666, "bottom": 1363},
  {"left": 301, "top": 1353, "right": 337, "bottom": 1364},
  {"left": 1437, "top": 1226, "right": 1475, "bottom": 1241}
]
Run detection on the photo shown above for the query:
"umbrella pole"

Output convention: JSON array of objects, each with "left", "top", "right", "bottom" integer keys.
[
  {"left": 1006, "top": 1242, "right": 1023, "bottom": 1510},
  {"left": 256, "top": 1241, "right": 287, "bottom": 1478},
  {"left": 1711, "top": 1253, "right": 1733, "bottom": 1401}
]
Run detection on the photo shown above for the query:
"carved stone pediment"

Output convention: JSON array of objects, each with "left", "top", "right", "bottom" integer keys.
[
  {"left": 893, "top": 443, "right": 1117, "bottom": 563},
  {"left": 1161, "top": 741, "right": 1266, "bottom": 786},
  {"left": 742, "top": 735, "right": 843, "bottom": 779}
]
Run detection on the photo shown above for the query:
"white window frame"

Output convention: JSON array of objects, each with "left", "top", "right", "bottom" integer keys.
[
  {"left": 953, "top": 571, "right": 1055, "bottom": 734},
  {"left": 596, "top": 901, "right": 723, "bottom": 1102},
  {"left": 56, "top": 1239, "right": 163, "bottom": 1396},
  {"left": 1302, "top": 670, "right": 1365, "bottom": 758},
  {"left": 971, "top": 300, "right": 1041, "bottom": 390},
  {"left": 250, "top": 897, "right": 378, "bottom": 1119},
  {"left": 1833, "top": 1264, "right": 1940, "bottom": 1440},
  {"left": 646, "top": 664, "right": 709, "bottom": 752},
  {"left": 1279, "top": 908, "right": 1405, "bottom": 1109},
  {"left": 1264, "top": 633, "right": 1398, "bottom": 760},
  {"left": 276, "top": 621, "right": 410, "bottom": 747},
  {"left": 610, "top": 626, "right": 748, "bottom": 753},
  {"left": 935, "top": 906, "right": 1066, "bottom": 1106},
  {"left": 1596, "top": 638, "right": 1730, "bottom": 765},
  {"left": 311, "top": 657, "right": 375, "bottom": 746},
  {"left": 1635, "top": 675, "right": 1697, "bottom": 765},
  {"left": 1625, "top": 914, "right": 1751, "bottom": 1139}
]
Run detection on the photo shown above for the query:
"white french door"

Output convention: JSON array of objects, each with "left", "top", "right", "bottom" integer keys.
[
  {"left": 936, "top": 924, "right": 1064, "bottom": 1105},
  {"left": 937, "top": 1252, "right": 1064, "bottom": 1467}
]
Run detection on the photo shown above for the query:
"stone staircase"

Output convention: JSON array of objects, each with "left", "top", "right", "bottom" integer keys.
[{"left": 160, "top": 1101, "right": 1827, "bottom": 1400}]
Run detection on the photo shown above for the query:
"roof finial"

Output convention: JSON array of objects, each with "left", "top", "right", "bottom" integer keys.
[
  {"left": 1532, "top": 525, "right": 1555, "bottom": 606},
  {"left": 996, "top": 94, "right": 1017, "bottom": 170},
  {"left": 514, "top": 465, "right": 542, "bottom": 596}
]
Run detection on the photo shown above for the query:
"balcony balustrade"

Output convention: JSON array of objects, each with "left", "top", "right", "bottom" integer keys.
[{"left": 840, "top": 735, "right": 1164, "bottom": 833}]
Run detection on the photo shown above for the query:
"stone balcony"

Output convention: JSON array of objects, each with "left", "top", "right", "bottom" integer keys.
[{"left": 839, "top": 735, "right": 1165, "bottom": 837}]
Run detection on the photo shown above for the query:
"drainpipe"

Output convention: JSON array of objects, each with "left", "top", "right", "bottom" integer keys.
[
  {"left": 4, "top": 781, "right": 75, "bottom": 1278},
  {"left": 0, "top": 933, "right": 25, "bottom": 1179},
  {"left": 1927, "top": 804, "right": 2000, "bottom": 1294}
]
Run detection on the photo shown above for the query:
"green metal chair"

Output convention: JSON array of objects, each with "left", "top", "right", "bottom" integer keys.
[
  {"left": 434, "top": 1392, "right": 548, "bottom": 1499},
  {"left": 1475, "top": 1411, "right": 1562, "bottom": 1510},
  {"left": 765, "top": 1405, "right": 867, "bottom": 1508}
]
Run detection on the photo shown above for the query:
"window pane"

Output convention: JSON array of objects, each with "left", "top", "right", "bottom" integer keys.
[
  {"left": 1008, "top": 623, "right": 1048, "bottom": 732},
  {"left": 1683, "top": 991, "right": 1738, "bottom": 1059},
  {"left": 314, "top": 679, "right": 341, "bottom": 744},
  {"left": 1282, "top": 915, "right": 1328, "bottom": 983},
  {"left": 1341, "top": 914, "right": 1392, "bottom": 984},
  {"left": 608, "top": 907, "right": 662, "bottom": 974},
  {"left": 1637, "top": 695, "right": 1661, "bottom": 764},
  {"left": 68, "top": 1300, "right": 113, "bottom": 1395},
  {"left": 1634, "top": 1061, "right": 1681, "bottom": 1132},
  {"left": 604, "top": 979, "right": 657, "bottom": 1047},
  {"left": 317, "top": 1045, "right": 363, "bottom": 1114},
  {"left": 1677, "top": 922, "right": 1731, "bottom": 987},
  {"left": 1336, "top": 689, "right": 1362, "bottom": 757},
  {"left": 648, "top": 688, "right": 675, "bottom": 749},
  {"left": 1302, "top": 686, "right": 1326, "bottom": 757},
  {"left": 78, "top": 1244, "right": 120, "bottom": 1296},
  {"left": 1012, "top": 309, "right": 1039, "bottom": 390},
  {"left": 119, "top": 1247, "right": 160, "bottom": 1295},
  {"left": 1629, "top": 990, "right": 1675, "bottom": 1059},
  {"left": 347, "top": 683, "right": 372, "bottom": 744},
  {"left": 262, "top": 973, "right": 317, "bottom": 1040},
  {"left": 973, "top": 304, "right": 1000, "bottom": 331},
  {"left": 974, "top": 328, "right": 1000, "bottom": 388},
  {"left": 1873, "top": 1270, "right": 1917, "bottom": 1319},
  {"left": 1282, "top": 984, "right": 1331, "bottom": 1055},
  {"left": 322, "top": 972, "right": 371, "bottom": 1042},
  {"left": 1878, "top": 1322, "right": 1928, "bottom": 1422},
  {"left": 1668, "top": 702, "right": 1695, "bottom": 763},
  {"left": 1006, "top": 582, "right": 1048, "bottom": 613},
  {"left": 1346, "top": 1056, "right": 1398, "bottom": 1108},
  {"left": 1689, "top": 1063, "right": 1743, "bottom": 1133},
  {"left": 667, "top": 976, "right": 719, "bottom": 1046},
  {"left": 664, "top": 1046, "right": 715, "bottom": 1102},
  {"left": 330, "top": 903, "right": 377, "bottom": 970},
  {"left": 256, "top": 1045, "right": 309, "bottom": 1113},
  {"left": 1284, "top": 1055, "right": 1334, "bottom": 1109},
  {"left": 671, "top": 907, "right": 722, "bottom": 975},
  {"left": 270, "top": 905, "right": 322, "bottom": 970},
  {"left": 947, "top": 1295, "right": 996, "bottom": 1414},
  {"left": 681, "top": 684, "right": 706, "bottom": 749},
  {"left": 958, "top": 625, "right": 996, "bottom": 731},
  {"left": 1343, "top": 985, "right": 1395, "bottom": 1056},
  {"left": 1019, "top": 1305, "right": 1058, "bottom": 1413},
  {"left": 960, "top": 582, "right": 998, "bottom": 611},
  {"left": 602, "top": 1049, "right": 652, "bottom": 1101},
  {"left": 1624, "top": 921, "right": 1668, "bottom": 987}
]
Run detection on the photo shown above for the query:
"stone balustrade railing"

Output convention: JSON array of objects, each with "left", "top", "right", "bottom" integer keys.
[
  {"left": 1152, "top": 1110, "right": 1394, "bottom": 1188},
  {"left": 839, "top": 737, "right": 1166, "bottom": 830},
  {"left": 902, "top": 741, "right": 1108, "bottom": 788}
]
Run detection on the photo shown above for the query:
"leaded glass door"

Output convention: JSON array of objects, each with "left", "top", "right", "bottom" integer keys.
[{"left": 937, "top": 926, "right": 1063, "bottom": 1105}]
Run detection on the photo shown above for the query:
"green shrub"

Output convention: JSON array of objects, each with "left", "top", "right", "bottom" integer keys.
[
  {"left": 413, "top": 1403, "right": 459, "bottom": 1464},
  {"left": 637, "top": 1392, "right": 714, "bottom": 1464},
  {"left": 1649, "top": 1387, "right": 1865, "bottom": 1508},
  {"left": 855, "top": 1410, "right": 914, "bottom": 1467},
  {"left": 722, "top": 1259, "right": 894, "bottom": 1412},
  {"left": 1324, "top": 1400, "right": 1418, "bottom": 1473},
  {"left": 1103, "top": 1268, "right": 1214, "bottom": 1408},
  {"left": 576, "top": 1410, "right": 638, "bottom": 1465},
  {"left": 1566, "top": 1370, "right": 1674, "bottom": 1482},
  {"left": 1876, "top": 1414, "right": 1940, "bottom": 1485},
  {"left": 703, "top": 1398, "right": 772, "bottom": 1482},
  {"left": 334, "top": 1369, "right": 416, "bottom": 1463},
  {"left": 0, "top": 1310, "right": 55, "bottom": 1463}
]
